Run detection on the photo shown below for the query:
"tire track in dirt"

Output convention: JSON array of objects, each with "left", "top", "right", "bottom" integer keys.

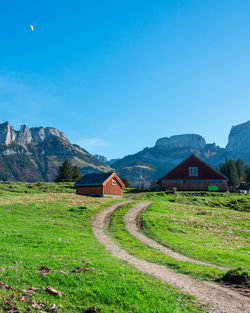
[
  {"left": 92, "top": 201, "right": 250, "bottom": 313},
  {"left": 124, "top": 201, "right": 228, "bottom": 271}
]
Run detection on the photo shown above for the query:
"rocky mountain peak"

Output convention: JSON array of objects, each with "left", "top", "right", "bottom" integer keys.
[
  {"left": 94, "top": 155, "right": 108, "bottom": 163},
  {"left": 155, "top": 134, "right": 206, "bottom": 150},
  {"left": 0, "top": 122, "right": 69, "bottom": 145},
  {"left": 0, "top": 122, "right": 17, "bottom": 144},
  {"left": 226, "top": 120, "right": 250, "bottom": 152}
]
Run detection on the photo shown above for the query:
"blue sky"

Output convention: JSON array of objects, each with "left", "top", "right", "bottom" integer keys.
[{"left": 0, "top": 0, "right": 250, "bottom": 159}]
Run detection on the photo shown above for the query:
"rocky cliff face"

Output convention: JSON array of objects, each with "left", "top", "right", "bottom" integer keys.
[
  {"left": 155, "top": 134, "right": 206, "bottom": 150},
  {"left": 0, "top": 122, "right": 69, "bottom": 145},
  {"left": 94, "top": 155, "right": 108, "bottom": 163},
  {"left": 0, "top": 122, "right": 111, "bottom": 182},
  {"left": 226, "top": 120, "right": 250, "bottom": 152}
]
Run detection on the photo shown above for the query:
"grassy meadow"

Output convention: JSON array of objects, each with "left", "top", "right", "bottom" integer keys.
[
  {"left": 0, "top": 182, "right": 205, "bottom": 313},
  {"left": 140, "top": 195, "right": 249, "bottom": 269}
]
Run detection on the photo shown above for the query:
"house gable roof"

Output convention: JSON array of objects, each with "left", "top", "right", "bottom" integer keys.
[
  {"left": 75, "top": 172, "right": 125, "bottom": 188},
  {"left": 158, "top": 154, "right": 228, "bottom": 181},
  {"left": 103, "top": 172, "right": 125, "bottom": 188}
]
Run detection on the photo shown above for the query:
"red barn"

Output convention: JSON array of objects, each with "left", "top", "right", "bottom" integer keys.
[
  {"left": 158, "top": 154, "right": 228, "bottom": 192},
  {"left": 75, "top": 172, "right": 125, "bottom": 196}
]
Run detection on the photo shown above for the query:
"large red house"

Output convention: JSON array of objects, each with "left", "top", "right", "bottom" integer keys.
[
  {"left": 75, "top": 172, "right": 125, "bottom": 196},
  {"left": 157, "top": 154, "right": 228, "bottom": 192}
]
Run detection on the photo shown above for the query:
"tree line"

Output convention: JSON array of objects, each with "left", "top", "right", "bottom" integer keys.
[
  {"left": 54, "top": 160, "right": 82, "bottom": 182},
  {"left": 219, "top": 158, "right": 250, "bottom": 187}
]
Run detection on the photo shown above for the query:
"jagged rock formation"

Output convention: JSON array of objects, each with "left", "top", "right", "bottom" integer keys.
[
  {"left": 226, "top": 120, "right": 250, "bottom": 152},
  {"left": 112, "top": 121, "right": 250, "bottom": 185},
  {"left": 0, "top": 122, "right": 111, "bottom": 182},
  {"left": 0, "top": 122, "right": 69, "bottom": 145}
]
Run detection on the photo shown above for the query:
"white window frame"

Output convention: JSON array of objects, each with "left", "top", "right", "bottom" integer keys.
[
  {"left": 111, "top": 179, "right": 116, "bottom": 186},
  {"left": 189, "top": 167, "right": 198, "bottom": 176}
]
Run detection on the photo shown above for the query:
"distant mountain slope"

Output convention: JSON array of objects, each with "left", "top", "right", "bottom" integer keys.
[
  {"left": 94, "top": 154, "right": 121, "bottom": 165},
  {"left": 0, "top": 122, "right": 111, "bottom": 182},
  {"left": 112, "top": 121, "right": 250, "bottom": 185}
]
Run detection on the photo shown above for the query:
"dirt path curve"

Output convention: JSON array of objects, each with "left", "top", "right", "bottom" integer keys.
[
  {"left": 124, "top": 201, "right": 228, "bottom": 271},
  {"left": 92, "top": 201, "right": 250, "bottom": 313}
]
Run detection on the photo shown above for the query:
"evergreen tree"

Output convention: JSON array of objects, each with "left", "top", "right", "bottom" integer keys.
[
  {"left": 121, "top": 177, "right": 132, "bottom": 188},
  {"left": 72, "top": 165, "right": 82, "bottom": 181},
  {"left": 219, "top": 159, "right": 240, "bottom": 187},
  {"left": 150, "top": 180, "right": 157, "bottom": 190},
  {"left": 235, "top": 159, "right": 246, "bottom": 180},
  {"left": 245, "top": 166, "right": 250, "bottom": 183},
  {"left": 150, "top": 180, "right": 157, "bottom": 187},
  {"left": 219, "top": 160, "right": 230, "bottom": 178},
  {"left": 228, "top": 159, "right": 240, "bottom": 186},
  {"left": 54, "top": 160, "right": 73, "bottom": 182}
]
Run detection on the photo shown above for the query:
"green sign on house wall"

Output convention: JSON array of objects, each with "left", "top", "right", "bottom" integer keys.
[{"left": 208, "top": 186, "right": 218, "bottom": 191}]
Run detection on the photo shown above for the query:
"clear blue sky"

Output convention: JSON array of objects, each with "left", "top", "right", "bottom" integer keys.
[{"left": 0, "top": 0, "right": 249, "bottom": 159}]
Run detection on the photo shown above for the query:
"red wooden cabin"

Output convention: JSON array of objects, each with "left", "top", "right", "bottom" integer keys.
[
  {"left": 75, "top": 172, "right": 125, "bottom": 196},
  {"left": 157, "top": 154, "right": 228, "bottom": 192}
]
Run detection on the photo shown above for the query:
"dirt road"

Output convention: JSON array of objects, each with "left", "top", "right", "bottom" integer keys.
[{"left": 92, "top": 202, "right": 250, "bottom": 313}]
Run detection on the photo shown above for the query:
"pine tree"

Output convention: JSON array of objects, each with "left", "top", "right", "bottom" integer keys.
[
  {"left": 219, "top": 160, "right": 230, "bottom": 178},
  {"left": 228, "top": 159, "right": 240, "bottom": 186},
  {"left": 235, "top": 159, "right": 246, "bottom": 181},
  {"left": 72, "top": 165, "right": 82, "bottom": 181},
  {"left": 150, "top": 180, "right": 157, "bottom": 187},
  {"left": 121, "top": 177, "right": 132, "bottom": 188},
  {"left": 54, "top": 160, "right": 73, "bottom": 182},
  {"left": 245, "top": 166, "right": 250, "bottom": 183},
  {"left": 219, "top": 159, "right": 240, "bottom": 187}
]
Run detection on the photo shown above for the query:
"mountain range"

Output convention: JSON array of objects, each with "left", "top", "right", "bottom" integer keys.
[
  {"left": 0, "top": 120, "right": 249, "bottom": 184},
  {"left": 0, "top": 122, "right": 111, "bottom": 182},
  {"left": 111, "top": 120, "right": 250, "bottom": 185}
]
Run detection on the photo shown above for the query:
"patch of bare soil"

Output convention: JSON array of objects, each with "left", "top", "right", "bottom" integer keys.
[
  {"left": 83, "top": 306, "right": 100, "bottom": 313},
  {"left": 71, "top": 266, "right": 95, "bottom": 273},
  {"left": 0, "top": 282, "right": 59, "bottom": 312},
  {"left": 92, "top": 201, "right": 250, "bottom": 313},
  {"left": 42, "top": 286, "right": 62, "bottom": 297},
  {"left": 218, "top": 268, "right": 250, "bottom": 297},
  {"left": 39, "top": 266, "right": 51, "bottom": 276}
]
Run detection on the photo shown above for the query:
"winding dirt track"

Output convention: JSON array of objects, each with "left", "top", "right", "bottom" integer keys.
[
  {"left": 92, "top": 202, "right": 250, "bottom": 313},
  {"left": 124, "top": 201, "right": 228, "bottom": 270}
]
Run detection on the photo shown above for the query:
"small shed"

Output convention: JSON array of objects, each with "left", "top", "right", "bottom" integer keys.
[
  {"left": 75, "top": 172, "right": 125, "bottom": 196},
  {"left": 157, "top": 154, "right": 228, "bottom": 192}
]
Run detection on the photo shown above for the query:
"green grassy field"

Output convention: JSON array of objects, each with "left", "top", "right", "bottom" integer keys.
[
  {"left": 141, "top": 198, "right": 249, "bottom": 269},
  {"left": 0, "top": 181, "right": 75, "bottom": 196},
  {"left": 0, "top": 183, "right": 205, "bottom": 313},
  {"left": 136, "top": 191, "right": 250, "bottom": 212}
]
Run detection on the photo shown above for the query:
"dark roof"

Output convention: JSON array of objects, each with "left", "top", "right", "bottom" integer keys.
[
  {"left": 158, "top": 154, "right": 228, "bottom": 181},
  {"left": 75, "top": 172, "right": 114, "bottom": 187}
]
